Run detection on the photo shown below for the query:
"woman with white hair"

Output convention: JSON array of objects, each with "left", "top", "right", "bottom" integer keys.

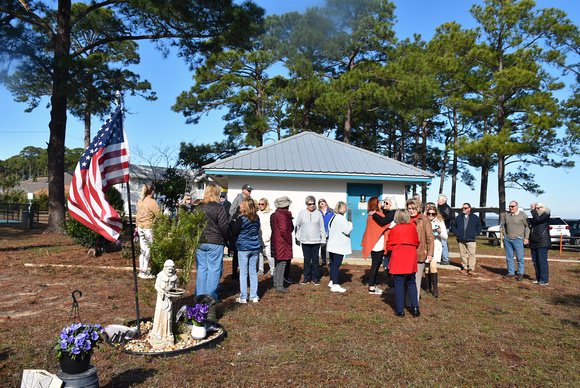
[
  {"left": 529, "top": 202, "right": 550, "bottom": 285},
  {"left": 295, "top": 195, "right": 326, "bottom": 286}
]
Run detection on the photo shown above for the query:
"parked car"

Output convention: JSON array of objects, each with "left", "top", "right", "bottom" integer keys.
[
  {"left": 564, "top": 219, "right": 580, "bottom": 246},
  {"left": 484, "top": 217, "right": 571, "bottom": 246}
]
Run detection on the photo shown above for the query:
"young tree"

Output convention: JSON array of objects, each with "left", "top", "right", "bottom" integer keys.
[{"left": 0, "top": 0, "right": 264, "bottom": 234}]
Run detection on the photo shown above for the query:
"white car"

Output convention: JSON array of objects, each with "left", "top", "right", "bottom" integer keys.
[{"left": 484, "top": 217, "right": 571, "bottom": 246}]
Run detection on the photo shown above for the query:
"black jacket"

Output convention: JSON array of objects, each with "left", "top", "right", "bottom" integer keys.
[
  {"left": 438, "top": 202, "right": 452, "bottom": 228},
  {"left": 198, "top": 202, "right": 230, "bottom": 246},
  {"left": 529, "top": 210, "right": 551, "bottom": 249}
]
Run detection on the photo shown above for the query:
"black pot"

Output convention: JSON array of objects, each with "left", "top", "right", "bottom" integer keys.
[{"left": 59, "top": 351, "right": 91, "bottom": 374}]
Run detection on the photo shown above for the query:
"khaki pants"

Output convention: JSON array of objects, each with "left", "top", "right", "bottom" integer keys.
[{"left": 458, "top": 240, "right": 477, "bottom": 270}]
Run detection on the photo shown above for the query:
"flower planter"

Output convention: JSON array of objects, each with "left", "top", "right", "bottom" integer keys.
[
  {"left": 59, "top": 351, "right": 91, "bottom": 374},
  {"left": 190, "top": 324, "right": 207, "bottom": 340}
]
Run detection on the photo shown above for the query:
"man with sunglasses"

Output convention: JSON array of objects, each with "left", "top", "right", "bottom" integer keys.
[
  {"left": 500, "top": 201, "right": 529, "bottom": 281},
  {"left": 451, "top": 203, "right": 482, "bottom": 275}
]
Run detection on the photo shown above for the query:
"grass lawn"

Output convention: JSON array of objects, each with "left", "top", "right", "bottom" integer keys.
[{"left": 1, "top": 223, "right": 579, "bottom": 387}]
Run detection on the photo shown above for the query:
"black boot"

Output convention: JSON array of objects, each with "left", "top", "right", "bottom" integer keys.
[
  {"left": 411, "top": 307, "right": 421, "bottom": 317},
  {"left": 432, "top": 273, "right": 439, "bottom": 298},
  {"left": 427, "top": 272, "right": 432, "bottom": 295}
]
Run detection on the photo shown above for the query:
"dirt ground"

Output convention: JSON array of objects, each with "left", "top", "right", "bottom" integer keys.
[{"left": 1, "top": 223, "right": 579, "bottom": 387}]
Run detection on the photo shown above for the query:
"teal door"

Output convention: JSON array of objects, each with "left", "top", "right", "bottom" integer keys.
[{"left": 347, "top": 183, "right": 382, "bottom": 253}]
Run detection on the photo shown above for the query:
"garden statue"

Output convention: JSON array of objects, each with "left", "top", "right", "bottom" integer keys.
[{"left": 148, "top": 260, "right": 179, "bottom": 350}]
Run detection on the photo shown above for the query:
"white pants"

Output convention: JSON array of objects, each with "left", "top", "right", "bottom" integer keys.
[
  {"left": 259, "top": 242, "right": 274, "bottom": 273},
  {"left": 138, "top": 227, "right": 153, "bottom": 272}
]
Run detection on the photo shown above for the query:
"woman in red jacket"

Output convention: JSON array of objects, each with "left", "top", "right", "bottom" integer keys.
[
  {"left": 361, "top": 197, "right": 391, "bottom": 294},
  {"left": 387, "top": 209, "right": 421, "bottom": 317},
  {"left": 271, "top": 196, "right": 294, "bottom": 294}
]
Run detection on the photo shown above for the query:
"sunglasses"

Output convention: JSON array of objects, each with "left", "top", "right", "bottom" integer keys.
[
  {"left": 319, "top": 201, "right": 325, "bottom": 204},
  {"left": 259, "top": 203, "right": 265, "bottom": 206},
  {"left": 307, "top": 203, "right": 315, "bottom": 206},
  {"left": 509, "top": 205, "right": 516, "bottom": 208},
  {"left": 462, "top": 207, "right": 469, "bottom": 210},
  {"left": 427, "top": 212, "right": 436, "bottom": 216}
]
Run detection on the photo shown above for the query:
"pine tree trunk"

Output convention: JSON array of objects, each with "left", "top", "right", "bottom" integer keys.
[
  {"left": 84, "top": 107, "right": 91, "bottom": 150},
  {"left": 450, "top": 108, "right": 458, "bottom": 208},
  {"left": 45, "top": 0, "right": 72, "bottom": 235}
]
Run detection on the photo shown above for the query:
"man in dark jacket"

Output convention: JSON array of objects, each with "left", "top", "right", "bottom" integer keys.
[
  {"left": 220, "top": 191, "right": 231, "bottom": 215},
  {"left": 451, "top": 203, "right": 482, "bottom": 275},
  {"left": 437, "top": 194, "right": 452, "bottom": 265}
]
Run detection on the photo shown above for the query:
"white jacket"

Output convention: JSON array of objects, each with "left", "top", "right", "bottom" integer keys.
[
  {"left": 326, "top": 214, "right": 353, "bottom": 255},
  {"left": 431, "top": 219, "right": 448, "bottom": 263},
  {"left": 258, "top": 209, "right": 273, "bottom": 244}
]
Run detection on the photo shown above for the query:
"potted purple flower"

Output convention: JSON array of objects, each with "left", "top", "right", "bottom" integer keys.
[
  {"left": 186, "top": 304, "right": 209, "bottom": 339},
  {"left": 55, "top": 323, "right": 103, "bottom": 374}
]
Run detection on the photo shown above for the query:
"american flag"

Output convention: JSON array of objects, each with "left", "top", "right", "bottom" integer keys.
[{"left": 67, "top": 106, "right": 130, "bottom": 242}]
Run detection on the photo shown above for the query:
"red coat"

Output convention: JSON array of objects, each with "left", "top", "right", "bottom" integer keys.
[
  {"left": 386, "top": 223, "right": 420, "bottom": 274},
  {"left": 271, "top": 208, "right": 293, "bottom": 260}
]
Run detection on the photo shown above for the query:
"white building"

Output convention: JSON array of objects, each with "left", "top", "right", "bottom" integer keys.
[
  {"left": 114, "top": 164, "right": 205, "bottom": 214},
  {"left": 204, "top": 132, "right": 434, "bottom": 256}
]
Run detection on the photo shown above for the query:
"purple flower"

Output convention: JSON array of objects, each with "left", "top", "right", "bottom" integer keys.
[
  {"left": 185, "top": 304, "right": 209, "bottom": 324},
  {"left": 57, "top": 323, "right": 103, "bottom": 358}
]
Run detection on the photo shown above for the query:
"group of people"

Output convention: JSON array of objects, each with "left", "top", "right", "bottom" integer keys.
[
  {"left": 135, "top": 182, "right": 551, "bottom": 317},
  {"left": 500, "top": 200, "right": 551, "bottom": 285}
]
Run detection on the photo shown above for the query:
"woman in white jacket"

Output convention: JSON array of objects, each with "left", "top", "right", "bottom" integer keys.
[
  {"left": 257, "top": 198, "right": 275, "bottom": 276},
  {"left": 426, "top": 204, "right": 447, "bottom": 297},
  {"left": 326, "top": 201, "right": 353, "bottom": 293}
]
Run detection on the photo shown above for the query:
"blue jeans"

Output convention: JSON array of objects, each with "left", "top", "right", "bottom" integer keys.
[
  {"left": 531, "top": 248, "right": 549, "bottom": 283},
  {"left": 394, "top": 274, "right": 418, "bottom": 313},
  {"left": 238, "top": 249, "right": 259, "bottom": 299},
  {"left": 195, "top": 243, "right": 224, "bottom": 301},
  {"left": 301, "top": 243, "right": 320, "bottom": 282},
  {"left": 441, "top": 229, "right": 450, "bottom": 262},
  {"left": 329, "top": 252, "right": 343, "bottom": 284},
  {"left": 504, "top": 237, "right": 525, "bottom": 275}
]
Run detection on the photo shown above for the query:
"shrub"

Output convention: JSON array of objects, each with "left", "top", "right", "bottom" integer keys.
[
  {"left": 149, "top": 209, "right": 207, "bottom": 288},
  {"left": 63, "top": 187, "right": 125, "bottom": 251}
]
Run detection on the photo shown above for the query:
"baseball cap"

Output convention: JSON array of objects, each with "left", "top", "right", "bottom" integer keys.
[{"left": 242, "top": 184, "right": 253, "bottom": 191}]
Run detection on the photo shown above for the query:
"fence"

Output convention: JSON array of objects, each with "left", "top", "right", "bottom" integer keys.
[{"left": 0, "top": 203, "right": 40, "bottom": 226}]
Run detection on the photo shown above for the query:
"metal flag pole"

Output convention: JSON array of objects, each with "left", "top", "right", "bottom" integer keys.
[{"left": 116, "top": 90, "right": 141, "bottom": 337}]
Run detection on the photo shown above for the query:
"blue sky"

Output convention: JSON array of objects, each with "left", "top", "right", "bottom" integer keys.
[{"left": 1, "top": 0, "right": 579, "bottom": 217}]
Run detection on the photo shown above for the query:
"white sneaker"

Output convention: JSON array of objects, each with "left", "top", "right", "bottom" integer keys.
[
  {"left": 330, "top": 285, "right": 346, "bottom": 293},
  {"left": 251, "top": 297, "right": 260, "bottom": 303},
  {"left": 368, "top": 286, "right": 383, "bottom": 295},
  {"left": 236, "top": 297, "right": 247, "bottom": 304},
  {"left": 327, "top": 281, "right": 333, "bottom": 288},
  {"left": 139, "top": 272, "right": 155, "bottom": 279}
]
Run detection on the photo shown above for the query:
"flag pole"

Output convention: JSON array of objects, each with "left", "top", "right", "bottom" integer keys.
[{"left": 117, "top": 90, "right": 142, "bottom": 337}]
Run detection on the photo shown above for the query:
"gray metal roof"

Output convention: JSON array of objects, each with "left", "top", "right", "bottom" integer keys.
[{"left": 204, "top": 132, "right": 433, "bottom": 180}]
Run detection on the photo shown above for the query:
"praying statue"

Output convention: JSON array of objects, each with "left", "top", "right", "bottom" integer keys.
[{"left": 148, "top": 260, "right": 179, "bottom": 349}]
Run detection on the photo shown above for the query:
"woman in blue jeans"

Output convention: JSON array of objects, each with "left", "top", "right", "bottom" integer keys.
[
  {"left": 326, "top": 202, "right": 352, "bottom": 293},
  {"left": 195, "top": 184, "right": 230, "bottom": 301},
  {"left": 231, "top": 197, "right": 262, "bottom": 303}
]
